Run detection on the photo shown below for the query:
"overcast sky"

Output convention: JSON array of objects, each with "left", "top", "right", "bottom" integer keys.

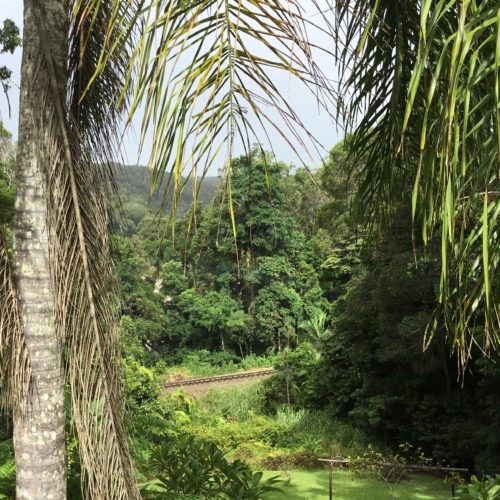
[{"left": 0, "top": 1, "right": 342, "bottom": 173}]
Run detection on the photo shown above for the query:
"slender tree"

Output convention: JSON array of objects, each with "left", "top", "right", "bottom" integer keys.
[{"left": 1, "top": 1, "right": 140, "bottom": 497}]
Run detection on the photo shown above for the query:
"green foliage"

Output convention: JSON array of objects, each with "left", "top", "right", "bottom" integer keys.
[
  {"left": 188, "top": 415, "right": 282, "bottom": 452},
  {"left": 162, "top": 350, "right": 276, "bottom": 380},
  {"left": 140, "top": 435, "right": 282, "bottom": 499},
  {"left": 160, "top": 260, "right": 189, "bottom": 298},
  {"left": 300, "top": 311, "right": 330, "bottom": 344},
  {"left": 336, "top": 1, "right": 500, "bottom": 363},
  {"left": 112, "top": 166, "right": 218, "bottom": 235},
  {"left": 311, "top": 141, "right": 364, "bottom": 303},
  {"left": 67, "top": 438, "right": 83, "bottom": 500},
  {"left": 265, "top": 344, "right": 319, "bottom": 408},
  {"left": 455, "top": 476, "right": 500, "bottom": 500},
  {"left": 200, "top": 385, "right": 267, "bottom": 422},
  {"left": 112, "top": 136, "right": 500, "bottom": 482},
  {"left": 309, "top": 199, "right": 500, "bottom": 470},
  {"left": 178, "top": 382, "right": 368, "bottom": 467},
  {"left": 273, "top": 408, "right": 366, "bottom": 458},
  {"left": 112, "top": 150, "right": 327, "bottom": 360},
  {"left": 283, "top": 167, "right": 325, "bottom": 238},
  {"left": 187, "top": 150, "right": 327, "bottom": 352},
  {"left": 177, "top": 289, "right": 246, "bottom": 351},
  {"left": 0, "top": 19, "right": 21, "bottom": 89},
  {"left": 0, "top": 123, "right": 15, "bottom": 227},
  {"left": 0, "top": 440, "right": 14, "bottom": 500},
  {"left": 253, "top": 284, "right": 303, "bottom": 350},
  {"left": 123, "top": 358, "right": 160, "bottom": 409}
]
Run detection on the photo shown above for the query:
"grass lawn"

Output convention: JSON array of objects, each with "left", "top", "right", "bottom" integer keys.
[{"left": 263, "top": 470, "right": 451, "bottom": 500}]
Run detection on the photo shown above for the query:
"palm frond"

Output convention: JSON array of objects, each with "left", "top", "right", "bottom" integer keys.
[
  {"left": 0, "top": 230, "right": 31, "bottom": 416},
  {"left": 336, "top": 0, "right": 500, "bottom": 367},
  {"left": 29, "top": 1, "right": 141, "bottom": 497},
  {"left": 107, "top": 0, "right": 336, "bottom": 218},
  {"left": 335, "top": 0, "right": 422, "bottom": 228},
  {"left": 406, "top": 0, "right": 500, "bottom": 365}
]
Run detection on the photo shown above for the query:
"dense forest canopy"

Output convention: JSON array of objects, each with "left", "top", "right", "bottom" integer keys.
[{"left": 111, "top": 142, "right": 500, "bottom": 476}]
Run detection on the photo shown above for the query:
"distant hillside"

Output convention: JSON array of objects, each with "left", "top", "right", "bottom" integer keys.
[{"left": 114, "top": 165, "right": 220, "bottom": 234}]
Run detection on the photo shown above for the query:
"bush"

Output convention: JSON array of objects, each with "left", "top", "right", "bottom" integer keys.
[
  {"left": 231, "top": 442, "right": 274, "bottom": 466},
  {"left": 140, "top": 435, "right": 282, "bottom": 499},
  {"left": 187, "top": 415, "right": 282, "bottom": 450},
  {"left": 263, "top": 344, "right": 318, "bottom": 409},
  {"left": 123, "top": 357, "right": 160, "bottom": 409},
  {"left": 454, "top": 475, "right": 500, "bottom": 500}
]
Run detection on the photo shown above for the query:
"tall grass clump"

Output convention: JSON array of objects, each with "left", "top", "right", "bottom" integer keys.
[
  {"left": 199, "top": 384, "right": 267, "bottom": 422},
  {"left": 275, "top": 407, "right": 368, "bottom": 457}
]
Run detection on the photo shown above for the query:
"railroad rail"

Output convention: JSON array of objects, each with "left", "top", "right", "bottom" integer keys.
[{"left": 164, "top": 367, "right": 275, "bottom": 390}]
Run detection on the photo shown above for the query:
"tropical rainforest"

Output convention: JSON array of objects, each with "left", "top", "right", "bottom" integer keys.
[{"left": 1, "top": 1, "right": 500, "bottom": 499}]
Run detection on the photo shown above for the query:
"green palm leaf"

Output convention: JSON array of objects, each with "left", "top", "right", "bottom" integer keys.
[
  {"left": 106, "top": 0, "right": 335, "bottom": 217},
  {"left": 336, "top": 0, "right": 500, "bottom": 368}
]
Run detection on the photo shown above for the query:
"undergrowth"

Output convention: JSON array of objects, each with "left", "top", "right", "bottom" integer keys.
[{"left": 163, "top": 383, "right": 370, "bottom": 469}]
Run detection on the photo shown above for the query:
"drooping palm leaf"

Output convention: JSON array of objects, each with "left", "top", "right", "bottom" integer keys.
[
  {"left": 336, "top": 0, "right": 499, "bottom": 367},
  {"left": 0, "top": 230, "right": 31, "bottom": 416},
  {"left": 334, "top": 0, "right": 422, "bottom": 228},
  {"left": 30, "top": 0, "right": 141, "bottom": 497},
  {"left": 98, "top": 0, "right": 336, "bottom": 223}
]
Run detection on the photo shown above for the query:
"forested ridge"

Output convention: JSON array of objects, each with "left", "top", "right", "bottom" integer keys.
[{"left": 114, "top": 165, "right": 219, "bottom": 235}]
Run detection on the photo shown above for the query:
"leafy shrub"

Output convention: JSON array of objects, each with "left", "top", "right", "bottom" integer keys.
[
  {"left": 123, "top": 357, "right": 160, "bottom": 409},
  {"left": 140, "top": 435, "right": 282, "bottom": 499},
  {"left": 454, "top": 475, "right": 500, "bottom": 500},
  {"left": 187, "top": 416, "right": 282, "bottom": 450},
  {"left": 263, "top": 344, "right": 318, "bottom": 409},
  {"left": 231, "top": 442, "right": 274, "bottom": 466}
]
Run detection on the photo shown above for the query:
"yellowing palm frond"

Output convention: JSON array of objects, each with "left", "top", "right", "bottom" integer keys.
[{"left": 120, "top": 0, "right": 336, "bottom": 213}]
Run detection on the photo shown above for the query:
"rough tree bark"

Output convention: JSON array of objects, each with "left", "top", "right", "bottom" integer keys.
[{"left": 12, "top": 1, "right": 67, "bottom": 498}]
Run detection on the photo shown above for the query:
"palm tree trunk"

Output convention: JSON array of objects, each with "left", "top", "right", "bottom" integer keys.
[{"left": 12, "top": 1, "right": 67, "bottom": 498}]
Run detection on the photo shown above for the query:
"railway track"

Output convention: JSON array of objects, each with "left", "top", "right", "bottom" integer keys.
[{"left": 164, "top": 367, "right": 275, "bottom": 394}]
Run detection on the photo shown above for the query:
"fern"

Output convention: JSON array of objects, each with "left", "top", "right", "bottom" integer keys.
[{"left": 0, "top": 439, "right": 15, "bottom": 500}]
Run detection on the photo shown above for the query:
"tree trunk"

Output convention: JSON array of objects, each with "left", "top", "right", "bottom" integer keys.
[{"left": 12, "top": 1, "right": 67, "bottom": 498}]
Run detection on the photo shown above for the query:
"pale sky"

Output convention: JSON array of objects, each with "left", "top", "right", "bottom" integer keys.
[{"left": 0, "top": 1, "right": 341, "bottom": 173}]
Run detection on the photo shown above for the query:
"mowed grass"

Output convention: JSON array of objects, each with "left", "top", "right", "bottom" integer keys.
[{"left": 263, "top": 470, "right": 451, "bottom": 500}]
